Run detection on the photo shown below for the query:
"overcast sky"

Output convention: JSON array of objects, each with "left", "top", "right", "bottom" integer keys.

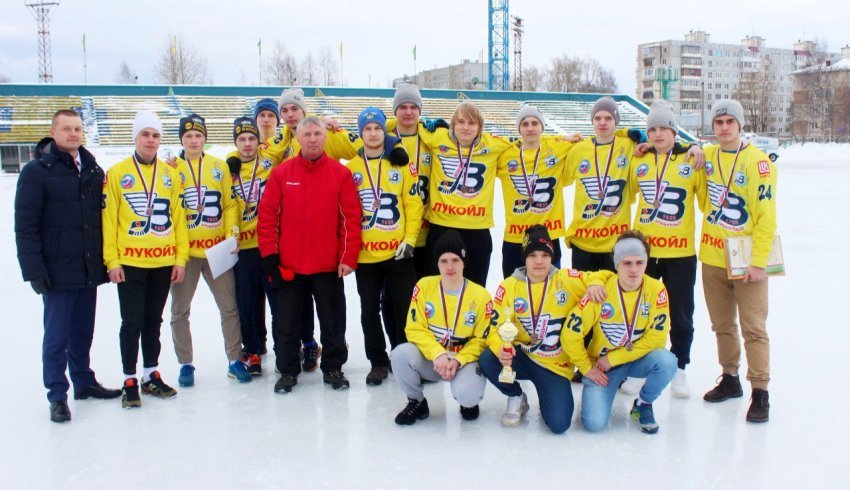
[{"left": 1, "top": 0, "right": 846, "bottom": 95}]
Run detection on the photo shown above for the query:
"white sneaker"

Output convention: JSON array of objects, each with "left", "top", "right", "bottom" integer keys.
[
  {"left": 619, "top": 377, "right": 644, "bottom": 395},
  {"left": 500, "top": 393, "right": 529, "bottom": 427},
  {"left": 671, "top": 368, "right": 690, "bottom": 398}
]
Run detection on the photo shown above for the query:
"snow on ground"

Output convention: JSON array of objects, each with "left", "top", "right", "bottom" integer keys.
[{"left": 0, "top": 144, "right": 847, "bottom": 489}]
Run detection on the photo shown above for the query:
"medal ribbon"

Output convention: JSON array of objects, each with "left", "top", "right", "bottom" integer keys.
[
  {"left": 395, "top": 129, "right": 421, "bottom": 172},
  {"left": 519, "top": 145, "right": 542, "bottom": 200},
  {"left": 715, "top": 142, "right": 744, "bottom": 208},
  {"left": 235, "top": 155, "right": 261, "bottom": 203},
  {"left": 452, "top": 136, "right": 476, "bottom": 184},
  {"left": 132, "top": 154, "right": 158, "bottom": 213},
  {"left": 616, "top": 281, "right": 644, "bottom": 348},
  {"left": 594, "top": 139, "right": 615, "bottom": 197},
  {"left": 363, "top": 154, "right": 384, "bottom": 208},
  {"left": 186, "top": 153, "right": 204, "bottom": 210},
  {"left": 439, "top": 279, "right": 468, "bottom": 348},
  {"left": 653, "top": 148, "right": 673, "bottom": 204},
  {"left": 525, "top": 275, "right": 550, "bottom": 342}
]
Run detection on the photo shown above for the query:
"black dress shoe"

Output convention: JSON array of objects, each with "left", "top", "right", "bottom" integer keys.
[
  {"left": 74, "top": 382, "right": 122, "bottom": 400},
  {"left": 49, "top": 400, "right": 71, "bottom": 423}
]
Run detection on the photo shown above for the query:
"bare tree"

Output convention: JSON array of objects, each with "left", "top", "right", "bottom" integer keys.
[
  {"left": 318, "top": 47, "right": 339, "bottom": 86},
  {"left": 301, "top": 52, "right": 318, "bottom": 86},
  {"left": 522, "top": 65, "right": 544, "bottom": 92},
  {"left": 154, "top": 35, "right": 209, "bottom": 84},
  {"left": 545, "top": 55, "right": 617, "bottom": 93},
  {"left": 266, "top": 42, "right": 299, "bottom": 85},
  {"left": 115, "top": 62, "right": 137, "bottom": 84},
  {"left": 792, "top": 39, "right": 835, "bottom": 141},
  {"left": 735, "top": 56, "right": 775, "bottom": 133}
]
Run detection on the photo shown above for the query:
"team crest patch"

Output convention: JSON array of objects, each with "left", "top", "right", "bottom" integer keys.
[
  {"left": 494, "top": 285, "right": 506, "bottom": 303},
  {"left": 656, "top": 289, "right": 668, "bottom": 307},
  {"left": 617, "top": 155, "right": 628, "bottom": 168},
  {"left": 636, "top": 163, "right": 649, "bottom": 178},
  {"left": 579, "top": 160, "right": 591, "bottom": 174},
  {"left": 162, "top": 175, "right": 172, "bottom": 189},
  {"left": 408, "top": 163, "right": 418, "bottom": 177},
  {"left": 734, "top": 171, "right": 747, "bottom": 186},
  {"left": 545, "top": 156, "right": 557, "bottom": 167},
  {"left": 179, "top": 172, "right": 186, "bottom": 184},
  {"left": 424, "top": 301, "right": 435, "bottom": 318},
  {"left": 600, "top": 303, "right": 615, "bottom": 319},
  {"left": 353, "top": 172, "right": 364, "bottom": 186},
  {"left": 464, "top": 311, "right": 477, "bottom": 326},
  {"left": 640, "top": 302, "right": 650, "bottom": 316},
  {"left": 507, "top": 160, "right": 519, "bottom": 172},
  {"left": 481, "top": 148, "right": 489, "bottom": 154},
  {"left": 212, "top": 167, "right": 223, "bottom": 182},
  {"left": 555, "top": 290, "right": 567, "bottom": 306},
  {"left": 121, "top": 174, "right": 135, "bottom": 189},
  {"left": 261, "top": 158, "right": 272, "bottom": 170},
  {"left": 388, "top": 170, "right": 401, "bottom": 184},
  {"left": 422, "top": 154, "right": 432, "bottom": 165},
  {"left": 678, "top": 164, "right": 692, "bottom": 177},
  {"left": 514, "top": 298, "right": 529, "bottom": 314},
  {"left": 439, "top": 145, "right": 448, "bottom": 153},
  {"left": 758, "top": 160, "right": 770, "bottom": 177},
  {"left": 705, "top": 162, "right": 714, "bottom": 176},
  {"left": 259, "top": 143, "right": 269, "bottom": 151}
]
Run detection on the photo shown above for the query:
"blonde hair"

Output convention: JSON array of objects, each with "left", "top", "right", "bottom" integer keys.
[{"left": 451, "top": 102, "right": 484, "bottom": 139}]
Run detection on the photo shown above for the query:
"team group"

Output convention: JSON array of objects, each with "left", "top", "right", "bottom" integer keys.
[{"left": 15, "top": 84, "right": 777, "bottom": 432}]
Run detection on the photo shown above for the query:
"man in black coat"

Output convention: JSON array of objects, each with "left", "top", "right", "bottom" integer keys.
[{"left": 15, "top": 109, "right": 121, "bottom": 423}]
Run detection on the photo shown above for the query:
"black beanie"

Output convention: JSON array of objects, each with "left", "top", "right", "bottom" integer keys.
[
  {"left": 179, "top": 113, "right": 207, "bottom": 140},
  {"left": 233, "top": 116, "right": 259, "bottom": 143},
  {"left": 433, "top": 230, "right": 467, "bottom": 266},
  {"left": 521, "top": 225, "right": 554, "bottom": 261}
]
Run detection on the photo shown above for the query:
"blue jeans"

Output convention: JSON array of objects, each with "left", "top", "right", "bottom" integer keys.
[
  {"left": 479, "top": 349, "right": 574, "bottom": 434},
  {"left": 580, "top": 349, "right": 677, "bottom": 432}
]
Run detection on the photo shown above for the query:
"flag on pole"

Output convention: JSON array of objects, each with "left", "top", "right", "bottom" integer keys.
[
  {"left": 339, "top": 41, "right": 344, "bottom": 61},
  {"left": 413, "top": 45, "right": 416, "bottom": 61},
  {"left": 171, "top": 36, "right": 178, "bottom": 57},
  {"left": 82, "top": 33, "right": 86, "bottom": 50}
]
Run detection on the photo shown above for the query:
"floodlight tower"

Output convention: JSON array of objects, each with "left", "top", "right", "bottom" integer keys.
[
  {"left": 488, "top": 0, "right": 509, "bottom": 91},
  {"left": 26, "top": 0, "right": 60, "bottom": 83},
  {"left": 511, "top": 16, "right": 524, "bottom": 91}
]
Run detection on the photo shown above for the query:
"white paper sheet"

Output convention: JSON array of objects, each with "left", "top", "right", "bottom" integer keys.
[{"left": 204, "top": 237, "right": 239, "bottom": 279}]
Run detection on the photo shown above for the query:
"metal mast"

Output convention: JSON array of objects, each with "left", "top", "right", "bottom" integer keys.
[
  {"left": 511, "top": 16, "right": 524, "bottom": 91},
  {"left": 26, "top": 0, "right": 60, "bottom": 83},
  {"left": 487, "top": 0, "right": 509, "bottom": 91}
]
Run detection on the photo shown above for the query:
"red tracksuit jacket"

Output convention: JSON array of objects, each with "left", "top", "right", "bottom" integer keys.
[{"left": 258, "top": 152, "right": 362, "bottom": 274}]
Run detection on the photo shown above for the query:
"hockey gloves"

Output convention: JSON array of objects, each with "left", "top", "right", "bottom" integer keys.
[{"left": 422, "top": 118, "right": 449, "bottom": 133}]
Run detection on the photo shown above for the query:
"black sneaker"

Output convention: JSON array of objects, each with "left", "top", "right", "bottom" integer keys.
[
  {"left": 243, "top": 353, "right": 262, "bottom": 376},
  {"left": 49, "top": 400, "right": 71, "bottom": 423},
  {"left": 746, "top": 389, "right": 770, "bottom": 423},
  {"left": 274, "top": 374, "right": 298, "bottom": 393},
  {"left": 323, "top": 370, "right": 350, "bottom": 390},
  {"left": 74, "top": 382, "right": 122, "bottom": 400},
  {"left": 302, "top": 343, "right": 321, "bottom": 372},
  {"left": 395, "top": 398, "right": 429, "bottom": 425},
  {"left": 122, "top": 378, "right": 142, "bottom": 409},
  {"left": 703, "top": 374, "right": 743, "bottom": 403},
  {"left": 141, "top": 371, "right": 177, "bottom": 399},
  {"left": 460, "top": 405, "right": 480, "bottom": 421},
  {"left": 366, "top": 366, "right": 389, "bottom": 386}
]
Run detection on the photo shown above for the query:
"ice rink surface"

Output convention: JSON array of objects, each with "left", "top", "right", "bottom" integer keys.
[{"left": 0, "top": 143, "right": 846, "bottom": 489}]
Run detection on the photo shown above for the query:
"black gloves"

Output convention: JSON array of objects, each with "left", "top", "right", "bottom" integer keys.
[
  {"left": 261, "top": 254, "right": 284, "bottom": 289},
  {"left": 226, "top": 156, "right": 242, "bottom": 176},
  {"left": 30, "top": 276, "right": 51, "bottom": 295}
]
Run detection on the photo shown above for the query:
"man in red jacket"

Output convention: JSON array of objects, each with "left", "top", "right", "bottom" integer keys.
[{"left": 258, "top": 116, "right": 362, "bottom": 393}]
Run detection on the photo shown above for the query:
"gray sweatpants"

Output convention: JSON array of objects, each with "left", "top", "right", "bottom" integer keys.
[
  {"left": 170, "top": 256, "right": 242, "bottom": 363},
  {"left": 391, "top": 342, "right": 486, "bottom": 408}
]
